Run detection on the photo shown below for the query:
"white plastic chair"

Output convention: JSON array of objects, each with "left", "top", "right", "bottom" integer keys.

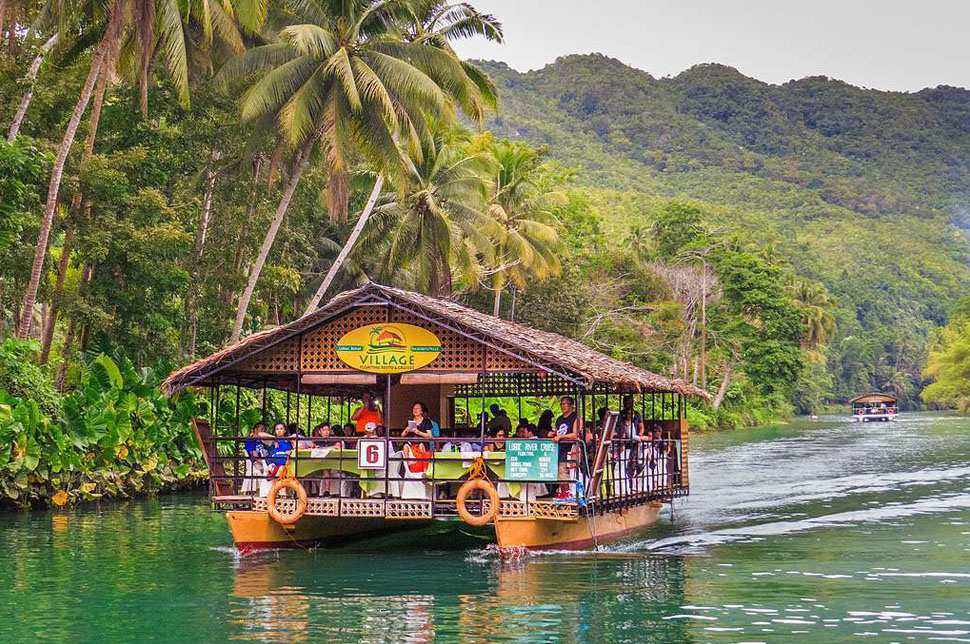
[{"left": 398, "top": 444, "right": 431, "bottom": 500}]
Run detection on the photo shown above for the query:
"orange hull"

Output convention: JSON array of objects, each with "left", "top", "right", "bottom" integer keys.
[
  {"left": 226, "top": 511, "right": 431, "bottom": 553},
  {"left": 227, "top": 502, "right": 663, "bottom": 553},
  {"left": 494, "top": 503, "right": 663, "bottom": 551}
]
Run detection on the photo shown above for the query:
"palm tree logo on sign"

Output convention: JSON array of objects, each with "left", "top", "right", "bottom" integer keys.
[{"left": 367, "top": 326, "right": 407, "bottom": 353}]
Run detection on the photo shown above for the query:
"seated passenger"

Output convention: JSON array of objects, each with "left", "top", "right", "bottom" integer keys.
[
  {"left": 242, "top": 422, "right": 272, "bottom": 495},
  {"left": 537, "top": 409, "right": 554, "bottom": 436},
  {"left": 309, "top": 423, "right": 341, "bottom": 496},
  {"left": 515, "top": 417, "right": 530, "bottom": 437},
  {"left": 485, "top": 429, "right": 507, "bottom": 453},
  {"left": 267, "top": 422, "right": 293, "bottom": 476},
  {"left": 403, "top": 401, "right": 440, "bottom": 441},
  {"left": 455, "top": 427, "right": 483, "bottom": 453}
]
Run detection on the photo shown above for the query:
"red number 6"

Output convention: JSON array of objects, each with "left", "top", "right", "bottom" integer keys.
[{"left": 366, "top": 444, "right": 379, "bottom": 463}]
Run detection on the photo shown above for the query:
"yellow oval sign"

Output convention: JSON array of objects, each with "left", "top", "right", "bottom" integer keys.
[{"left": 335, "top": 323, "right": 441, "bottom": 374}]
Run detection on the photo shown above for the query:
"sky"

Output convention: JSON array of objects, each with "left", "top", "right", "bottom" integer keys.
[{"left": 451, "top": 1, "right": 970, "bottom": 92}]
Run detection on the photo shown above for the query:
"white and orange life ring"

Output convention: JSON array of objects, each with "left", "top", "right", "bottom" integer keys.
[{"left": 266, "top": 477, "right": 307, "bottom": 525}]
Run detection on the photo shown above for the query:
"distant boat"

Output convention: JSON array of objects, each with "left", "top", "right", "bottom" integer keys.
[{"left": 850, "top": 393, "right": 899, "bottom": 422}]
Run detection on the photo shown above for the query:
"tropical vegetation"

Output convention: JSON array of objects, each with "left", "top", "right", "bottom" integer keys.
[{"left": 1, "top": 2, "right": 968, "bottom": 506}]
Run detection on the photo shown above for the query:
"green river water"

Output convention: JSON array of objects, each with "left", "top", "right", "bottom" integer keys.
[{"left": 2, "top": 412, "right": 968, "bottom": 643}]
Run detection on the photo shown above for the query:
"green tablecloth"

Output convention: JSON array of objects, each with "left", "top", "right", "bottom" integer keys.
[{"left": 292, "top": 448, "right": 521, "bottom": 496}]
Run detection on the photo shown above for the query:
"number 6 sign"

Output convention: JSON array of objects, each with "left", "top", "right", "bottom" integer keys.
[{"left": 357, "top": 439, "right": 387, "bottom": 470}]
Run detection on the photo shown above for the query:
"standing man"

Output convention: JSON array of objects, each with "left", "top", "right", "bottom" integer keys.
[
  {"left": 551, "top": 396, "right": 582, "bottom": 498},
  {"left": 352, "top": 393, "right": 383, "bottom": 434},
  {"left": 487, "top": 403, "right": 512, "bottom": 435}
]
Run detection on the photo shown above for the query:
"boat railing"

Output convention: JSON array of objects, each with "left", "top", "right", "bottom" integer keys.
[{"left": 205, "top": 432, "right": 687, "bottom": 518}]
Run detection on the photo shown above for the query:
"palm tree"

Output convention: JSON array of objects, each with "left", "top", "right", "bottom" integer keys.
[
  {"left": 299, "top": 1, "right": 501, "bottom": 314},
  {"left": 359, "top": 126, "right": 496, "bottom": 296},
  {"left": 18, "top": 0, "right": 261, "bottom": 339},
  {"left": 626, "top": 224, "right": 652, "bottom": 264},
  {"left": 220, "top": 0, "right": 499, "bottom": 336},
  {"left": 486, "top": 139, "right": 564, "bottom": 317},
  {"left": 790, "top": 277, "right": 836, "bottom": 350}
]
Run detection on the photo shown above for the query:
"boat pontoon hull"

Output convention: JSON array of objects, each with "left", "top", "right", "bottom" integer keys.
[{"left": 227, "top": 502, "right": 664, "bottom": 554}]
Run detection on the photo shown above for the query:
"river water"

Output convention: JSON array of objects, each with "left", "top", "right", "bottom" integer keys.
[{"left": 2, "top": 413, "right": 968, "bottom": 643}]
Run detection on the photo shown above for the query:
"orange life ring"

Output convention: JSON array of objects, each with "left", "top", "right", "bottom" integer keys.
[
  {"left": 266, "top": 478, "right": 307, "bottom": 525},
  {"left": 457, "top": 478, "right": 499, "bottom": 526}
]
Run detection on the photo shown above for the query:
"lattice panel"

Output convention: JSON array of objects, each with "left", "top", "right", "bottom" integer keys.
[
  {"left": 485, "top": 346, "right": 533, "bottom": 372},
  {"left": 339, "top": 499, "right": 386, "bottom": 517},
  {"left": 389, "top": 310, "right": 484, "bottom": 372},
  {"left": 385, "top": 501, "right": 432, "bottom": 519},
  {"left": 456, "top": 372, "right": 577, "bottom": 397},
  {"left": 530, "top": 501, "right": 579, "bottom": 521},
  {"left": 306, "top": 498, "right": 339, "bottom": 516},
  {"left": 496, "top": 500, "right": 528, "bottom": 518},
  {"left": 301, "top": 307, "right": 388, "bottom": 371},
  {"left": 238, "top": 336, "right": 301, "bottom": 372}
]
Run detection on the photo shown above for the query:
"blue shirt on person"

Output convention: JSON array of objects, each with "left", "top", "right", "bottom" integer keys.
[{"left": 269, "top": 439, "right": 292, "bottom": 466}]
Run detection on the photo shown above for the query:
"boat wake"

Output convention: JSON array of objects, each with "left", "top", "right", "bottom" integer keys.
[{"left": 620, "top": 492, "right": 970, "bottom": 555}]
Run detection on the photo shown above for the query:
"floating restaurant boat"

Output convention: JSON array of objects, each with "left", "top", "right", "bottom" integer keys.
[
  {"left": 163, "top": 283, "right": 707, "bottom": 553},
  {"left": 849, "top": 392, "right": 899, "bottom": 422}
]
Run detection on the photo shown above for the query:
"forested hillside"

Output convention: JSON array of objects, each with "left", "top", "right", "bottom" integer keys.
[
  {"left": 3, "top": 1, "right": 970, "bottom": 512},
  {"left": 476, "top": 54, "right": 970, "bottom": 406}
]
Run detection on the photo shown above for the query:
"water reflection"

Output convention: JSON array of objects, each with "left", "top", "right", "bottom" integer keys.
[
  {"left": 1, "top": 413, "right": 968, "bottom": 643},
  {"left": 225, "top": 551, "right": 690, "bottom": 642}
]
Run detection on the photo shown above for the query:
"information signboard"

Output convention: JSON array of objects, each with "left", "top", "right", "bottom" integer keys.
[{"left": 505, "top": 439, "right": 558, "bottom": 482}]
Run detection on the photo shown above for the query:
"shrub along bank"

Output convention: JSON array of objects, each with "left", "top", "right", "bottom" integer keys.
[{"left": 0, "top": 339, "right": 205, "bottom": 509}]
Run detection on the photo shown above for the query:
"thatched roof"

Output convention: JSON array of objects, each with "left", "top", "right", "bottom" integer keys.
[
  {"left": 849, "top": 392, "right": 898, "bottom": 404},
  {"left": 163, "top": 282, "right": 708, "bottom": 398}
]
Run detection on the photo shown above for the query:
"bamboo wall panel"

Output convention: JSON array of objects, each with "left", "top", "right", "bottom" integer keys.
[
  {"left": 301, "top": 307, "right": 387, "bottom": 371},
  {"left": 236, "top": 336, "right": 301, "bottom": 372},
  {"left": 239, "top": 305, "right": 536, "bottom": 374}
]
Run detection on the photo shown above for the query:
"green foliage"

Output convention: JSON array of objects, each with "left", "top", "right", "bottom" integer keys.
[
  {"left": 478, "top": 55, "right": 970, "bottom": 409},
  {"left": 0, "top": 338, "right": 61, "bottom": 416},
  {"left": 922, "top": 315, "right": 970, "bottom": 411},
  {"left": 0, "top": 346, "right": 204, "bottom": 508}
]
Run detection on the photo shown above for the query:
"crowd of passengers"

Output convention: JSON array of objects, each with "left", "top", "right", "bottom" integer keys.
[{"left": 240, "top": 394, "right": 681, "bottom": 501}]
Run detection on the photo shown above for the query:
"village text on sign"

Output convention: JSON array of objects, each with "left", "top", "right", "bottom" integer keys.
[{"left": 335, "top": 323, "right": 441, "bottom": 374}]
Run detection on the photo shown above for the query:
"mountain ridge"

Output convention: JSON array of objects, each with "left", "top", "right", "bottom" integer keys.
[{"left": 474, "top": 52, "right": 970, "bottom": 403}]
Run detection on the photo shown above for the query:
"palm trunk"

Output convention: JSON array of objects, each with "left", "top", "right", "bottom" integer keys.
[
  {"left": 17, "top": 3, "right": 122, "bottom": 339},
  {"left": 492, "top": 282, "right": 502, "bottom": 317},
  {"left": 185, "top": 148, "right": 221, "bottom": 355},
  {"left": 712, "top": 352, "right": 738, "bottom": 411},
  {"left": 40, "top": 76, "right": 108, "bottom": 363},
  {"left": 55, "top": 318, "right": 76, "bottom": 390},
  {"left": 700, "top": 262, "right": 708, "bottom": 390},
  {"left": 225, "top": 156, "right": 263, "bottom": 307},
  {"left": 231, "top": 135, "right": 318, "bottom": 343},
  {"left": 38, "top": 226, "right": 74, "bottom": 364},
  {"left": 6, "top": 12, "right": 17, "bottom": 58},
  {"left": 303, "top": 174, "right": 384, "bottom": 316},
  {"left": 7, "top": 33, "right": 58, "bottom": 142},
  {"left": 55, "top": 263, "right": 92, "bottom": 390}
]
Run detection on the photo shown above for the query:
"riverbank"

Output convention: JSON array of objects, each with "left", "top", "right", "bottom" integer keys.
[{"left": 1, "top": 342, "right": 205, "bottom": 510}]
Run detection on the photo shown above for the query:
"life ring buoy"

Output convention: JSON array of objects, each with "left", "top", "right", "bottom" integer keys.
[
  {"left": 457, "top": 478, "right": 499, "bottom": 526},
  {"left": 266, "top": 478, "right": 307, "bottom": 525}
]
